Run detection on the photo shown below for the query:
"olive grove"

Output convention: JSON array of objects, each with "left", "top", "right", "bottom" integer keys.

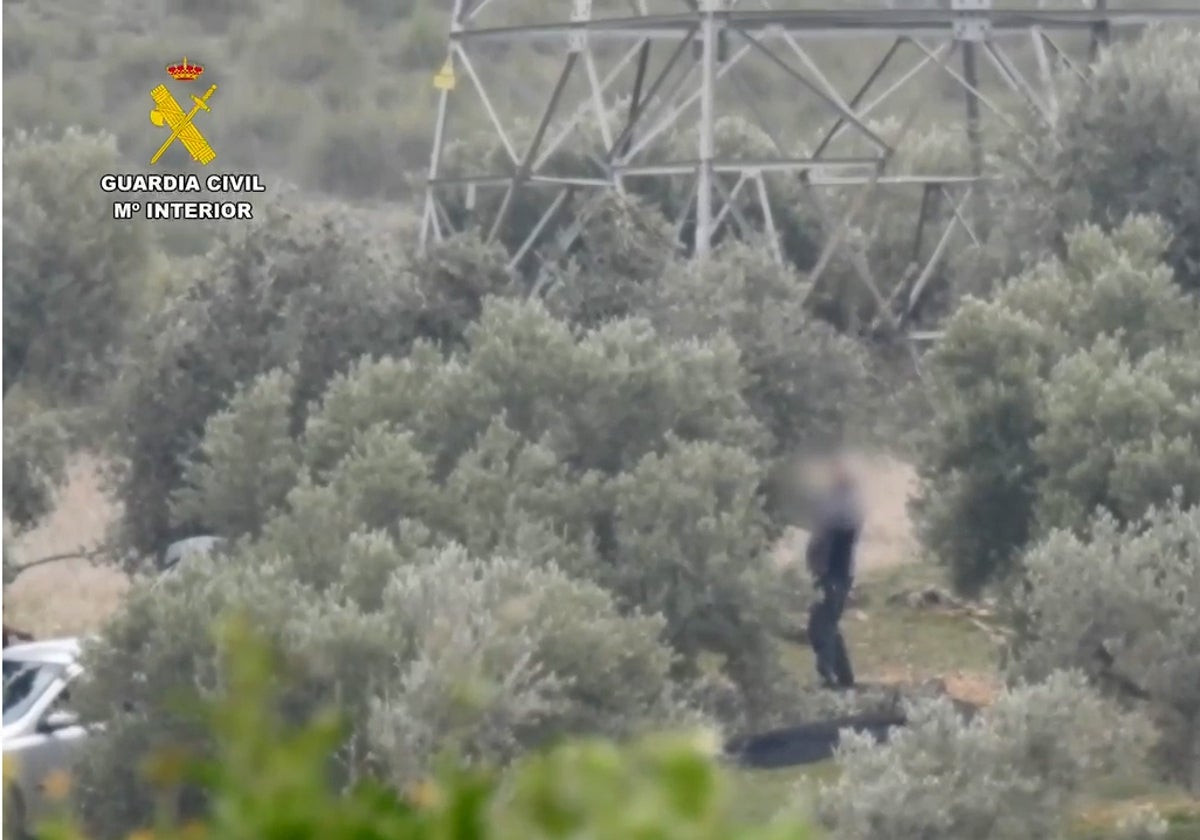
[
  {"left": 821, "top": 672, "right": 1155, "bottom": 840},
  {"left": 2, "top": 14, "right": 1198, "bottom": 840},
  {"left": 1014, "top": 501, "right": 1200, "bottom": 793},
  {"left": 914, "top": 217, "right": 1200, "bottom": 594}
]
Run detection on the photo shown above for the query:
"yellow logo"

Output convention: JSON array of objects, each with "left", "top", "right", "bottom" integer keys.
[{"left": 149, "top": 58, "right": 217, "bottom": 165}]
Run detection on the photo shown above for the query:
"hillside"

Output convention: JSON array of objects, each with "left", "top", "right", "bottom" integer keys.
[{"left": 7, "top": 0, "right": 1187, "bottom": 213}]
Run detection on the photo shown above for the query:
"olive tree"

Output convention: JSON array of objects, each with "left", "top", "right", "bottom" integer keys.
[
  {"left": 168, "top": 297, "right": 804, "bottom": 720},
  {"left": 913, "top": 217, "right": 1200, "bottom": 594},
  {"left": 642, "top": 239, "right": 870, "bottom": 457},
  {"left": 2, "top": 408, "right": 71, "bottom": 585},
  {"left": 1012, "top": 501, "right": 1200, "bottom": 792},
  {"left": 109, "top": 196, "right": 514, "bottom": 557},
  {"left": 3, "top": 128, "right": 154, "bottom": 398},
  {"left": 73, "top": 543, "right": 692, "bottom": 838},
  {"left": 820, "top": 672, "right": 1154, "bottom": 840},
  {"left": 1001, "top": 28, "right": 1200, "bottom": 291}
]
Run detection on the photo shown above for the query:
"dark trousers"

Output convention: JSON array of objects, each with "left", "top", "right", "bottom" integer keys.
[{"left": 807, "top": 578, "right": 854, "bottom": 687}]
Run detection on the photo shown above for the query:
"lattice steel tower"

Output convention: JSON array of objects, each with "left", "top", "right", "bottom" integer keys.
[{"left": 420, "top": 0, "right": 1199, "bottom": 340}]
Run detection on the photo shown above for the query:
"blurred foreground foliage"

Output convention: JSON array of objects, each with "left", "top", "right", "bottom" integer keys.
[{"left": 42, "top": 619, "right": 814, "bottom": 840}]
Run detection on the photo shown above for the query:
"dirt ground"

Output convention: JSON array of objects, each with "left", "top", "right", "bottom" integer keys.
[
  {"left": 773, "top": 450, "right": 919, "bottom": 575},
  {"left": 4, "top": 457, "right": 128, "bottom": 638}
]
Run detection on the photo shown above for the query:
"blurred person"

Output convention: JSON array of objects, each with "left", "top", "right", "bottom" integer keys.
[{"left": 804, "top": 458, "right": 862, "bottom": 689}]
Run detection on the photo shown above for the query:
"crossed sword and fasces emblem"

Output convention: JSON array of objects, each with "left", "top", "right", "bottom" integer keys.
[{"left": 149, "top": 83, "right": 217, "bottom": 165}]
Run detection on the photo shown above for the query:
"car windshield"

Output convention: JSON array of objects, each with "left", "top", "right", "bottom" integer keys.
[{"left": 3, "top": 659, "right": 65, "bottom": 726}]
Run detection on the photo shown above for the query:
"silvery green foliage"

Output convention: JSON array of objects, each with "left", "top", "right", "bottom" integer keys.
[
  {"left": 819, "top": 672, "right": 1154, "bottom": 840},
  {"left": 171, "top": 368, "right": 302, "bottom": 541},
  {"left": 168, "top": 296, "right": 795, "bottom": 716},
  {"left": 73, "top": 542, "right": 690, "bottom": 838},
  {"left": 658, "top": 117, "right": 822, "bottom": 269},
  {"left": 1012, "top": 502, "right": 1200, "bottom": 791},
  {"left": 1113, "top": 807, "right": 1170, "bottom": 840},
  {"left": 366, "top": 548, "right": 698, "bottom": 783},
  {"left": 1034, "top": 339, "right": 1200, "bottom": 533},
  {"left": 958, "top": 29, "right": 1200, "bottom": 301},
  {"left": 2, "top": 407, "right": 72, "bottom": 584},
  {"left": 2, "top": 409, "right": 69, "bottom": 534},
  {"left": 110, "top": 197, "right": 514, "bottom": 557},
  {"left": 1010, "top": 28, "right": 1200, "bottom": 290},
  {"left": 804, "top": 118, "right": 981, "bottom": 332},
  {"left": 538, "top": 192, "right": 678, "bottom": 329},
  {"left": 913, "top": 217, "right": 1200, "bottom": 594},
  {"left": 644, "top": 240, "right": 871, "bottom": 455},
  {"left": 3, "top": 128, "right": 154, "bottom": 398}
]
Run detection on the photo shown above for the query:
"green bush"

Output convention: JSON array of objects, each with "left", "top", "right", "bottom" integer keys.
[
  {"left": 301, "top": 108, "right": 410, "bottom": 199},
  {"left": 1012, "top": 501, "right": 1200, "bottom": 793},
  {"left": 1014, "top": 29, "right": 1200, "bottom": 290},
  {"left": 42, "top": 620, "right": 816, "bottom": 840},
  {"left": 3, "top": 127, "right": 155, "bottom": 399},
  {"left": 164, "top": 295, "right": 795, "bottom": 708},
  {"left": 72, "top": 545, "right": 697, "bottom": 837},
  {"left": 2, "top": 408, "right": 70, "bottom": 537},
  {"left": 641, "top": 240, "right": 871, "bottom": 458},
  {"left": 108, "top": 198, "right": 514, "bottom": 557},
  {"left": 913, "top": 217, "right": 1200, "bottom": 594},
  {"left": 820, "top": 672, "right": 1155, "bottom": 840}
]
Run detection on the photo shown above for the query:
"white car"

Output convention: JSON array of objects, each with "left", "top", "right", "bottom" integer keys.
[
  {"left": 159, "top": 535, "right": 225, "bottom": 574},
  {"left": 151, "top": 536, "right": 226, "bottom": 590},
  {"left": 3, "top": 638, "right": 87, "bottom": 840}
]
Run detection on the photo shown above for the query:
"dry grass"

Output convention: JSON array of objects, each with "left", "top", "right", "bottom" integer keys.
[
  {"left": 1074, "top": 796, "right": 1200, "bottom": 839},
  {"left": 5, "top": 455, "right": 128, "bottom": 638}
]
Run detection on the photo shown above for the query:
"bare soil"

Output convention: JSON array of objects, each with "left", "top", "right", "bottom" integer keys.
[
  {"left": 773, "top": 451, "right": 919, "bottom": 574},
  {"left": 4, "top": 456, "right": 128, "bottom": 638}
]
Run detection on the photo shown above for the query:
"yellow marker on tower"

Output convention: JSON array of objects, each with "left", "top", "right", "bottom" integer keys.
[{"left": 433, "top": 58, "right": 456, "bottom": 91}]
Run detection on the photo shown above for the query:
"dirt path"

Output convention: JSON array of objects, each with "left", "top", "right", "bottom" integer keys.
[
  {"left": 5, "top": 456, "right": 128, "bottom": 637},
  {"left": 773, "top": 451, "right": 919, "bottom": 576}
]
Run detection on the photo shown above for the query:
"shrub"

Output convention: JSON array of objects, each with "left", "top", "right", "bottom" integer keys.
[
  {"left": 540, "top": 192, "right": 677, "bottom": 328},
  {"left": 42, "top": 620, "right": 815, "bottom": 840},
  {"left": 818, "top": 119, "right": 979, "bottom": 333},
  {"left": 2, "top": 409, "right": 70, "bottom": 537},
  {"left": 301, "top": 109, "right": 410, "bottom": 200},
  {"left": 642, "top": 240, "right": 871, "bottom": 457},
  {"left": 168, "top": 297, "right": 793, "bottom": 718},
  {"left": 913, "top": 217, "right": 1200, "bottom": 594},
  {"left": 652, "top": 116, "right": 822, "bottom": 269},
  {"left": 164, "top": 0, "right": 259, "bottom": 33},
  {"left": 3, "top": 128, "right": 154, "bottom": 399},
  {"left": 1009, "top": 29, "right": 1200, "bottom": 290},
  {"left": 1012, "top": 501, "right": 1200, "bottom": 792},
  {"left": 1034, "top": 341, "right": 1200, "bottom": 533},
  {"left": 108, "top": 196, "right": 514, "bottom": 558},
  {"left": 819, "top": 672, "right": 1155, "bottom": 840},
  {"left": 72, "top": 545, "right": 693, "bottom": 838}
]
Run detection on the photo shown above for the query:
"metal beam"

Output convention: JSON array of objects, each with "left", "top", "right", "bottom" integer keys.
[
  {"left": 424, "top": 0, "right": 1199, "bottom": 351},
  {"left": 696, "top": 0, "right": 717, "bottom": 257},
  {"left": 487, "top": 52, "right": 579, "bottom": 243},
  {"left": 451, "top": 8, "right": 1200, "bottom": 44}
]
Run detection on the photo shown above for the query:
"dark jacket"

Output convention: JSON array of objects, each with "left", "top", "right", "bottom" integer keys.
[{"left": 805, "top": 484, "right": 863, "bottom": 585}]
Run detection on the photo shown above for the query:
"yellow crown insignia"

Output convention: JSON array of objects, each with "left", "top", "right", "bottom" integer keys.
[{"left": 166, "top": 57, "right": 204, "bottom": 81}]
